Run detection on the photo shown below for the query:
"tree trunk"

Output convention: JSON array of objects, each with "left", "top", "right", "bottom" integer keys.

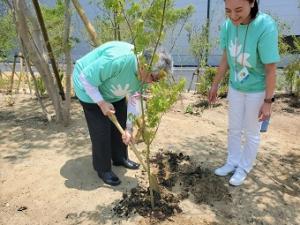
[
  {"left": 113, "top": 9, "right": 121, "bottom": 41},
  {"left": 32, "top": 0, "right": 65, "bottom": 100},
  {"left": 8, "top": 54, "right": 17, "bottom": 94},
  {"left": 10, "top": 0, "right": 52, "bottom": 121},
  {"left": 22, "top": 1, "right": 49, "bottom": 62},
  {"left": 62, "top": 0, "right": 72, "bottom": 126},
  {"left": 23, "top": 49, "right": 52, "bottom": 121},
  {"left": 13, "top": 0, "right": 64, "bottom": 122},
  {"left": 71, "top": 0, "right": 99, "bottom": 46}
]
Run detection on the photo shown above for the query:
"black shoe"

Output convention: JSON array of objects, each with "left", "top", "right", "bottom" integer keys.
[
  {"left": 113, "top": 159, "right": 140, "bottom": 170},
  {"left": 98, "top": 171, "right": 121, "bottom": 186}
]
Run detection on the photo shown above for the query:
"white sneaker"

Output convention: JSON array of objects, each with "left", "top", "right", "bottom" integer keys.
[
  {"left": 214, "top": 164, "right": 236, "bottom": 176},
  {"left": 229, "top": 167, "right": 247, "bottom": 186}
]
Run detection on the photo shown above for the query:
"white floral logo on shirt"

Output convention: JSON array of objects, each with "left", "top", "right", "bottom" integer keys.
[
  {"left": 229, "top": 38, "right": 242, "bottom": 57},
  {"left": 229, "top": 38, "right": 252, "bottom": 68},
  {"left": 237, "top": 53, "right": 251, "bottom": 67},
  {"left": 111, "top": 84, "right": 132, "bottom": 97}
]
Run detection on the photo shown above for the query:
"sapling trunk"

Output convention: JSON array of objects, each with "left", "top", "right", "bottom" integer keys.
[
  {"left": 108, "top": 114, "right": 160, "bottom": 193},
  {"left": 146, "top": 143, "right": 155, "bottom": 209},
  {"left": 117, "top": 0, "right": 187, "bottom": 210}
]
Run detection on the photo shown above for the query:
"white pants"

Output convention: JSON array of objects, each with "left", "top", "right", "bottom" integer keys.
[{"left": 226, "top": 87, "right": 265, "bottom": 173}]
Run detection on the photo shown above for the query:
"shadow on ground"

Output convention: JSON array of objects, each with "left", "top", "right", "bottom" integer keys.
[
  {"left": 0, "top": 98, "right": 91, "bottom": 164},
  {"left": 60, "top": 155, "right": 138, "bottom": 191}
]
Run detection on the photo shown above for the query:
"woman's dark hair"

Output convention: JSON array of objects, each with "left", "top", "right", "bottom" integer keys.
[
  {"left": 224, "top": 0, "right": 259, "bottom": 18},
  {"left": 249, "top": 0, "right": 259, "bottom": 18}
]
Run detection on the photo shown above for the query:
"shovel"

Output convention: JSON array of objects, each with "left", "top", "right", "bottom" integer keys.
[{"left": 108, "top": 114, "right": 160, "bottom": 193}]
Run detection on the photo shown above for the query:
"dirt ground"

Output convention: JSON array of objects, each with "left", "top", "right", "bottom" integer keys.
[{"left": 0, "top": 91, "right": 299, "bottom": 225}]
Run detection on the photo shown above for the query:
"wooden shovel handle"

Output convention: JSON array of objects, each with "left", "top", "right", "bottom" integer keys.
[
  {"left": 108, "top": 114, "right": 147, "bottom": 170},
  {"left": 108, "top": 114, "right": 160, "bottom": 193}
]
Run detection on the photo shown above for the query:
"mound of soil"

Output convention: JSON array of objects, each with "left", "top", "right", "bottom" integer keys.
[
  {"left": 154, "top": 151, "right": 232, "bottom": 204},
  {"left": 113, "top": 185, "right": 182, "bottom": 221},
  {"left": 113, "top": 151, "right": 232, "bottom": 221}
]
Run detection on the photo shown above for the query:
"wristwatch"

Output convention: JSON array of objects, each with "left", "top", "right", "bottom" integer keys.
[{"left": 264, "top": 97, "right": 275, "bottom": 104}]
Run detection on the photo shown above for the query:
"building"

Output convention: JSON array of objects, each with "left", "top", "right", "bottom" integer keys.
[
  {"left": 40, "top": 0, "right": 300, "bottom": 66},
  {"left": 166, "top": 0, "right": 300, "bottom": 66}
]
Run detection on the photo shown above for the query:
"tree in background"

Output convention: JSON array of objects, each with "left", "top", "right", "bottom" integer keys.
[
  {"left": 90, "top": 0, "right": 194, "bottom": 48},
  {"left": 273, "top": 15, "right": 300, "bottom": 97},
  {"left": 283, "top": 36, "right": 300, "bottom": 97},
  {"left": 185, "top": 21, "right": 219, "bottom": 94},
  {"left": 62, "top": 0, "right": 73, "bottom": 124},
  {"left": 186, "top": 22, "right": 213, "bottom": 69},
  {"left": 41, "top": 0, "right": 78, "bottom": 62},
  {"left": 3, "top": 0, "right": 75, "bottom": 125},
  {"left": 0, "top": 2, "right": 16, "bottom": 61}
]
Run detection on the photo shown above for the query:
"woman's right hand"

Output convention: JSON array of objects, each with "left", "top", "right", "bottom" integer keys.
[
  {"left": 122, "top": 129, "right": 133, "bottom": 145},
  {"left": 98, "top": 100, "right": 115, "bottom": 116},
  {"left": 208, "top": 83, "right": 219, "bottom": 103}
]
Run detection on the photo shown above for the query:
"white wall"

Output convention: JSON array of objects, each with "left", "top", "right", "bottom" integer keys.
[
  {"left": 260, "top": 0, "right": 300, "bottom": 35},
  {"left": 40, "top": 0, "right": 300, "bottom": 65},
  {"left": 180, "top": 0, "right": 300, "bottom": 66}
]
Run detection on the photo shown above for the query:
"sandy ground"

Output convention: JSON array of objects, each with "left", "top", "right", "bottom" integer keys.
[{"left": 0, "top": 92, "right": 299, "bottom": 225}]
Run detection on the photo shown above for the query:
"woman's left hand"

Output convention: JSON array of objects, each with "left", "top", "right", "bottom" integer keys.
[
  {"left": 122, "top": 129, "right": 133, "bottom": 145},
  {"left": 258, "top": 102, "right": 272, "bottom": 121}
]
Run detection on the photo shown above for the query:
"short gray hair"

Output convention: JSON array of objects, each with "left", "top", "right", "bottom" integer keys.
[{"left": 142, "top": 47, "right": 173, "bottom": 74}]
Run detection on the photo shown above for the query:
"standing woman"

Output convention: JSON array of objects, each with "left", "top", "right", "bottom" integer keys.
[
  {"left": 208, "top": 0, "right": 280, "bottom": 186},
  {"left": 73, "top": 41, "right": 172, "bottom": 186}
]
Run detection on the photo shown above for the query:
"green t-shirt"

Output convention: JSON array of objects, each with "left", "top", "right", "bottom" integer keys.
[
  {"left": 220, "top": 12, "right": 280, "bottom": 92},
  {"left": 73, "top": 41, "right": 141, "bottom": 103}
]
